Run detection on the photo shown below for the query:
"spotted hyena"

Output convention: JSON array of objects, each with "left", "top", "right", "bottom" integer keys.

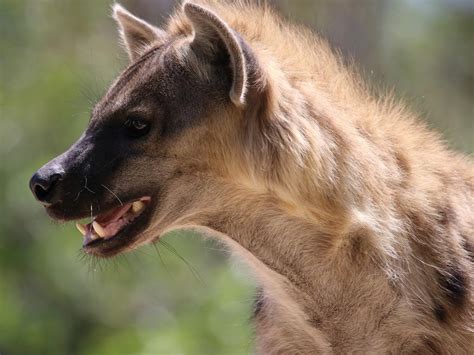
[{"left": 30, "top": 1, "right": 473, "bottom": 353}]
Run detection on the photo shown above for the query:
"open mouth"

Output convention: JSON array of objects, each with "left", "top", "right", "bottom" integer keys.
[{"left": 75, "top": 196, "right": 151, "bottom": 250}]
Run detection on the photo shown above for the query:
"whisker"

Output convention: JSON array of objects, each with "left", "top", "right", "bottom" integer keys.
[
  {"left": 76, "top": 249, "right": 87, "bottom": 263},
  {"left": 152, "top": 241, "right": 170, "bottom": 275},
  {"left": 74, "top": 176, "right": 96, "bottom": 202},
  {"left": 101, "top": 184, "right": 124, "bottom": 206},
  {"left": 159, "top": 239, "right": 205, "bottom": 286},
  {"left": 73, "top": 188, "right": 83, "bottom": 202},
  {"left": 81, "top": 252, "right": 104, "bottom": 274},
  {"left": 84, "top": 176, "right": 96, "bottom": 194}
]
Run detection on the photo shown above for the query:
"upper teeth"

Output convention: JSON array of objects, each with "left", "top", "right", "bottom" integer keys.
[
  {"left": 76, "top": 223, "right": 87, "bottom": 235},
  {"left": 132, "top": 201, "right": 145, "bottom": 214},
  {"left": 92, "top": 221, "right": 107, "bottom": 238}
]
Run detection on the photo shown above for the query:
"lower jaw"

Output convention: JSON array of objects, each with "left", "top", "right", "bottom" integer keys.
[
  {"left": 81, "top": 219, "right": 146, "bottom": 257},
  {"left": 82, "top": 230, "right": 137, "bottom": 257}
]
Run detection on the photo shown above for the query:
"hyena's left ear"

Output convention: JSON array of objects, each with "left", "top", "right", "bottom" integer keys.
[
  {"left": 184, "top": 2, "right": 259, "bottom": 107},
  {"left": 113, "top": 4, "right": 167, "bottom": 61}
]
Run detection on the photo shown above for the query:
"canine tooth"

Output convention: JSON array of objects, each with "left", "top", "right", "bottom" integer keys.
[
  {"left": 76, "top": 223, "right": 87, "bottom": 236},
  {"left": 132, "top": 201, "right": 145, "bottom": 214},
  {"left": 92, "top": 221, "right": 106, "bottom": 238}
]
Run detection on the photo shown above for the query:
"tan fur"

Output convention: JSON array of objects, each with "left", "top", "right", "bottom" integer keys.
[{"left": 107, "top": 1, "right": 474, "bottom": 353}]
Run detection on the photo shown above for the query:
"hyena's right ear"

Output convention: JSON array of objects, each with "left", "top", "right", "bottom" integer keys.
[
  {"left": 113, "top": 4, "right": 167, "bottom": 61},
  {"left": 184, "top": 2, "right": 261, "bottom": 108}
]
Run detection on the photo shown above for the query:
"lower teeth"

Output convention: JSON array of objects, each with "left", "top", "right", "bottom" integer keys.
[{"left": 89, "top": 231, "right": 100, "bottom": 240}]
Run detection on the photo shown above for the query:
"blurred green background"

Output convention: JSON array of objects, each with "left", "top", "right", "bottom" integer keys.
[{"left": 1, "top": 0, "right": 472, "bottom": 354}]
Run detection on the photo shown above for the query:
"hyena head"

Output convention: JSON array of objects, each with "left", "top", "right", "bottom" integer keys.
[{"left": 29, "top": 2, "right": 265, "bottom": 257}]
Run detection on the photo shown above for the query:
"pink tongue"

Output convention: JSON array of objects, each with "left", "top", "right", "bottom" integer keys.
[
  {"left": 90, "top": 203, "right": 133, "bottom": 239},
  {"left": 95, "top": 203, "right": 132, "bottom": 224}
]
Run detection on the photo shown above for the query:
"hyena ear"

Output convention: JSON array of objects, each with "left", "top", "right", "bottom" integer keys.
[
  {"left": 184, "top": 2, "right": 255, "bottom": 107},
  {"left": 113, "top": 3, "right": 167, "bottom": 61}
]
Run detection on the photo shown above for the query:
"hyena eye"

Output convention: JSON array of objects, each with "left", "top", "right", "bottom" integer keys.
[{"left": 124, "top": 117, "right": 150, "bottom": 138}]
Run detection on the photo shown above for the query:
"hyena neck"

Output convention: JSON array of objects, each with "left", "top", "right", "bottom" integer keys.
[
  {"left": 184, "top": 176, "right": 398, "bottom": 352},
  {"left": 240, "top": 73, "right": 405, "bottom": 237}
]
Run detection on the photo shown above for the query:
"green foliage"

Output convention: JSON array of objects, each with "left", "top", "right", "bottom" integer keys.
[{"left": 1, "top": 1, "right": 472, "bottom": 354}]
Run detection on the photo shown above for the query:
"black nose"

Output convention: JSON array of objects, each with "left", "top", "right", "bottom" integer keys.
[{"left": 29, "top": 171, "right": 62, "bottom": 205}]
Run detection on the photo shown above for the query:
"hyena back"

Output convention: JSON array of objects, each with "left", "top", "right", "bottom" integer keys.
[{"left": 29, "top": 1, "right": 473, "bottom": 353}]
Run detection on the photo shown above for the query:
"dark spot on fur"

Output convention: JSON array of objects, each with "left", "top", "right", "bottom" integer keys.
[
  {"left": 252, "top": 287, "right": 265, "bottom": 320},
  {"left": 437, "top": 205, "right": 455, "bottom": 227},
  {"left": 422, "top": 338, "right": 441, "bottom": 353},
  {"left": 434, "top": 302, "right": 447, "bottom": 322},
  {"left": 350, "top": 233, "right": 363, "bottom": 256},
  {"left": 406, "top": 210, "right": 444, "bottom": 267},
  {"left": 439, "top": 266, "right": 468, "bottom": 307},
  {"left": 344, "top": 228, "right": 372, "bottom": 264},
  {"left": 308, "top": 314, "right": 322, "bottom": 327}
]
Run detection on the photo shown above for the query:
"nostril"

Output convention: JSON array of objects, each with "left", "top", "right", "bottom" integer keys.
[
  {"left": 30, "top": 173, "right": 62, "bottom": 204},
  {"left": 34, "top": 183, "right": 49, "bottom": 201}
]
